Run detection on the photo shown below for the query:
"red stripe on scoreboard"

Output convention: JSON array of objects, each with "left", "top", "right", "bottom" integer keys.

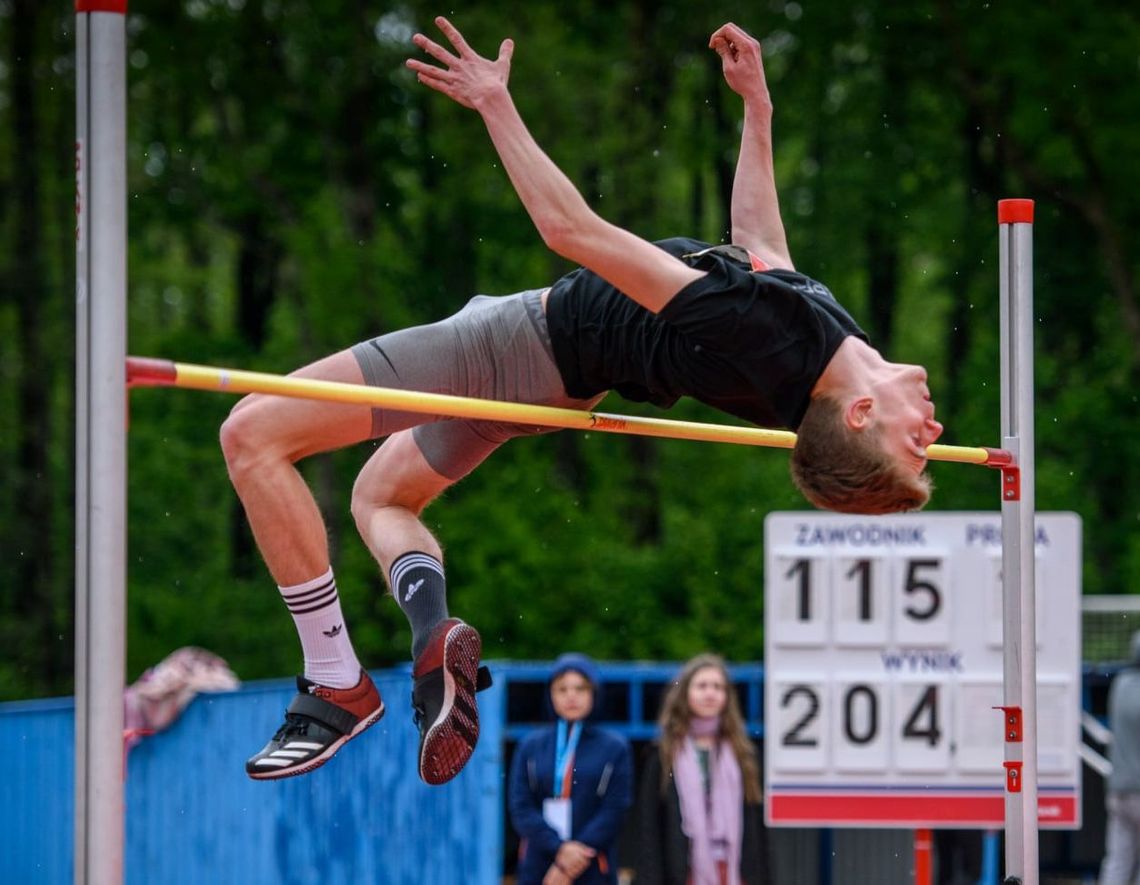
[{"left": 768, "top": 791, "right": 1078, "bottom": 828}]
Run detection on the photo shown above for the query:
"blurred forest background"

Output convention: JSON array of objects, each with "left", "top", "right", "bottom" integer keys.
[{"left": 1, "top": 0, "right": 1138, "bottom": 700}]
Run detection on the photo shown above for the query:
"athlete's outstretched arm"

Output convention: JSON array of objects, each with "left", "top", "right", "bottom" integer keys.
[
  {"left": 407, "top": 16, "right": 704, "bottom": 313},
  {"left": 710, "top": 23, "right": 794, "bottom": 271}
]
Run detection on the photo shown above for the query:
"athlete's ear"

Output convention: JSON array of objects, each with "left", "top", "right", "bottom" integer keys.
[{"left": 844, "top": 396, "right": 874, "bottom": 431}]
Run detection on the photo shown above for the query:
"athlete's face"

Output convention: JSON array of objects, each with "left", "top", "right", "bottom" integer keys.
[
  {"left": 551, "top": 671, "right": 594, "bottom": 722},
  {"left": 871, "top": 365, "right": 944, "bottom": 473},
  {"left": 687, "top": 666, "right": 728, "bottom": 718}
]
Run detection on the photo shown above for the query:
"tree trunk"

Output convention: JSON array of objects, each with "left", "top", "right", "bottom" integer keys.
[
  {"left": 6, "top": 0, "right": 59, "bottom": 691},
  {"left": 235, "top": 213, "right": 281, "bottom": 350}
]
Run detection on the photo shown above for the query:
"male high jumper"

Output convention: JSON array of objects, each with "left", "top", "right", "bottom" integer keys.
[{"left": 224, "top": 17, "right": 943, "bottom": 783}]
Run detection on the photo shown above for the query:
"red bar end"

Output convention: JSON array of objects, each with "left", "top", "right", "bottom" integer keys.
[
  {"left": 998, "top": 199, "right": 1034, "bottom": 225},
  {"left": 982, "top": 447, "right": 1014, "bottom": 467},
  {"left": 126, "top": 357, "right": 177, "bottom": 387}
]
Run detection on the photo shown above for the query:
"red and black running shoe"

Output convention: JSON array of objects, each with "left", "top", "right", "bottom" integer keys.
[
  {"left": 246, "top": 669, "right": 384, "bottom": 780},
  {"left": 411, "top": 618, "right": 492, "bottom": 785}
]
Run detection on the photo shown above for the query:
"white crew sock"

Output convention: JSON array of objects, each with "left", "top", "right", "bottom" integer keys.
[{"left": 279, "top": 567, "right": 361, "bottom": 689}]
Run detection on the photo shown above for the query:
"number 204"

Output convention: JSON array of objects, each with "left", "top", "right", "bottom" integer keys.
[{"left": 773, "top": 682, "right": 949, "bottom": 772}]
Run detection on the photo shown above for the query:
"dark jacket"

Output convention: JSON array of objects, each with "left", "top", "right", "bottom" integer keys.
[
  {"left": 508, "top": 723, "right": 633, "bottom": 885},
  {"left": 634, "top": 748, "right": 771, "bottom": 885}
]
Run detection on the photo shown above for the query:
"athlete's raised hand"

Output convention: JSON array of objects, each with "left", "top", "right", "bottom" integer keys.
[
  {"left": 406, "top": 16, "right": 514, "bottom": 110},
  {"left": 709, "top": 22, "right": 770, "bottom": 108}
]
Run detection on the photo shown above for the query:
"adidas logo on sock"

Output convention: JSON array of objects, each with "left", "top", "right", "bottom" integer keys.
[
  {"left": 404, "top": 578, "right": 425, "bottom": 603},
  {"left": 322, "top": 624, "right": 343, "bottom": 638}
]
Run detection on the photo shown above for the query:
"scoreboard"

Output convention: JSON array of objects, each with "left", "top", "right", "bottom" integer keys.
[{"left": 763, "top": 512, "right": 1081, "bottom": 829}]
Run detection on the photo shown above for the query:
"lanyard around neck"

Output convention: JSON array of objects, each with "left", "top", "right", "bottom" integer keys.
[{"left": 554, "top": 719, "right": 582, "bottom": 798}]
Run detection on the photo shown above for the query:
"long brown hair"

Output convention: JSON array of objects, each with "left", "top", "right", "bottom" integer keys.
[
  {"left": 656, "top": 654, "right": 762, "bottom": 804},
  {"left": 791, "top": 395, "right": 932, "bottom": 514}
]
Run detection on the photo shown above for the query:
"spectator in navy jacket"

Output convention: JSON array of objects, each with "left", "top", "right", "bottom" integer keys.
[{"left": 508, "top": 654, "right": 633, "bottom": 884}]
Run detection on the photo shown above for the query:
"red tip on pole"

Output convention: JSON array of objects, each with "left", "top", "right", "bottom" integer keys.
[
  {"left": 982, "top": 447, "right": 1014, "bottom": 467},
  {"left": 126, "top": 357, "right": 177, "bottom": 387},
  {"left": 998, "top": 199, "right": 1034, "bottom": 225},
  {"left": 76, "top": 0, "right": 128, "bottom": 11}
]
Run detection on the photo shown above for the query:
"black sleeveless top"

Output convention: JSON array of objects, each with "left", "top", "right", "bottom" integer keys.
[{"left": 544, "top": 237, "right": 867, "bottom": 430}]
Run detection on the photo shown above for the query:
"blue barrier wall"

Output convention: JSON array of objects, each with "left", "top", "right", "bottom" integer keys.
[
  {"left": 0, "top": 660, "right": 764, "bottom": 884},
  {"left": 0, "top": 669, "right": 504, "bottom": 885}
]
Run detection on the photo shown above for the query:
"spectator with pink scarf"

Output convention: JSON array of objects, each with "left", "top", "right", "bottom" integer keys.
[{"left": 634, "top": 654, "right": 770, "bottom": 885}]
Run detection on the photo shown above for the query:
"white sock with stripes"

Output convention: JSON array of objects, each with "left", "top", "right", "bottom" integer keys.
[{"left": 279, "top": 567, "right": 361, "bottom": 689}]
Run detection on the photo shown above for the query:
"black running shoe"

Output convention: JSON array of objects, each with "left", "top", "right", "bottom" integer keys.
[
  {"left": 246, "top": 669, "right": 385, "bottom": 780},
  {"left": 411, "top": 619, "right": 492, "bottom": 785}
]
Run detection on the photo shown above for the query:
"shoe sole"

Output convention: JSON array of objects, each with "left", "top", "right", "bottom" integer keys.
[
  {"left": 247, "top": 700, "right": 386, "bottom": 781},
  {"left": 419, "top": 623, "right": 482, "bottom": 786}
]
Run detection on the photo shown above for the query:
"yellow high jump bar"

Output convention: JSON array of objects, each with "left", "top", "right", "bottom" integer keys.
[{"left": 126, "top": 356, "right": 1011, "bottom": 467}]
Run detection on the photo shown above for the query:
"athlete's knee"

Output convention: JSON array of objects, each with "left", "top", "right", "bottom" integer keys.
[
  {"left": 219, "top": 398, "right": 281, "bottom": 477},
  {"left": 350, "top": 469, "right": 436, "bottom": 527},
  {"left": 350, "top": 436, "right": 449, "bottom": 526}
]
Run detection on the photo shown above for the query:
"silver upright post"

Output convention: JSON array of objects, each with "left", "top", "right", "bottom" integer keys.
[
  {"left": 75, "top": 2, "right": 128, "bottom": 883},
  {"left": 997, "top": 198, "right": 1037, "bottom": 884}
]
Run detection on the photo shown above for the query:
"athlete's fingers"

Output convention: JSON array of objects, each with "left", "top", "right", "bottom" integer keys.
[
  {"left": 434, "top": 16, "right": 474, "bottom": 57},
  {"left": 411, "top": 32, "right": 460, "bottom": 68},
  {"left": 709, "top": 22, "right": 737, "bottom": 48},
  {"left": 497, "top": 37, "right": 514, "bottom": 65},
  {"left": 719, "top": 22, "right": 753, "bottom": 45},
  {"left": 710, "top": 22, "right": 758, "bottom": 56},
  {"left": 414, "top": 71, "right": 460, "bottom": 102},
  {"left": 406, "top": 58, "right": 453, "bottom": 81}
]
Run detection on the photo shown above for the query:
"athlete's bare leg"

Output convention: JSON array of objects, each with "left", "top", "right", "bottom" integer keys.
[
  {"left": 219, "top": 349, "right": 373, "bottom": 585},
  {"left": 350, "top": 429, "right": 454, "bottom": 579}
]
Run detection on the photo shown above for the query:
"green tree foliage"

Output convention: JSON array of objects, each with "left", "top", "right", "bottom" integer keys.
[{"left": 1, "top": 0, "right": 1138, "bottom": 698}]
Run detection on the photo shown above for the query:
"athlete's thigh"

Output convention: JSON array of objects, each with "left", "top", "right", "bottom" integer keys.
[
  {"left": 353, "top": 428, "right": 466, "bottom": 514},
  {"left": 227, "top": 348, "right": 374, "bottom": 460}
]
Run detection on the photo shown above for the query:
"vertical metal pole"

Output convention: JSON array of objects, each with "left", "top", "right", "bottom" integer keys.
[
  {"left": 997, "top": 198, "right": 1037, "bottom": 884},
  {"left": 75, "top": 2, "right": 127, "bottom": 883}
]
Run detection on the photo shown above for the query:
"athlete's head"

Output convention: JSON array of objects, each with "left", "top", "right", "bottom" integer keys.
[{"left": 790, "top": 365, "right": 942, "bottom": 513}]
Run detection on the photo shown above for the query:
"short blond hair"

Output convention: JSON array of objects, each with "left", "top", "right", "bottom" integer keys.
[{"left": 790, "top": 396, "right": 932, "bottom": 514}]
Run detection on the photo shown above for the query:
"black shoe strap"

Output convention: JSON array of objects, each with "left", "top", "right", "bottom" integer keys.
[{"left": 287, "top": 692, "right": 357, "bottom": 736}]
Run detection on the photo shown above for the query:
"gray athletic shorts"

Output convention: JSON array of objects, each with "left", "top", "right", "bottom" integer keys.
[{"left": 350, "top": 290, "right": 601, "bottom": 480}]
